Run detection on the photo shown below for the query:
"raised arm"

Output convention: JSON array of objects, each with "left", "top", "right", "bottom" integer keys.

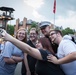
[{"left": 1, "top": 30, "right": 42, "bottom": 60}]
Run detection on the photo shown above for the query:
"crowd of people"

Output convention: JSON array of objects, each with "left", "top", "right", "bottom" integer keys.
[{"left": 0, "top": 21, "right": 76, "bottom": 75}]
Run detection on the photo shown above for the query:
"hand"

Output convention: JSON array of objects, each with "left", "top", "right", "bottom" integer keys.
[
  {"left": 0, "top": 29, "right": 12, "bottom": 41},
  {"left": 0, "top": 29, "right": 6, "bottom": 37},
  {"left": 47, "top": 54, "right": 59, "bottom": 64},
  {"left": 11, "top": 56, "right": 17, "bottom": 63}
]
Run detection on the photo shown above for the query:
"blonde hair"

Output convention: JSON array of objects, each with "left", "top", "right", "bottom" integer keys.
[
  {"left": 49, "top": 28, "right": 55, "bottom": 33},
  {"left": 17, "top": 28, "right": 26, "bottom": 33},
  {"left": 30, "top": 28, "right": 38, "bottom": 34},
  {"left": 30, "top": 28, "right": 36, "bottom": 31}
]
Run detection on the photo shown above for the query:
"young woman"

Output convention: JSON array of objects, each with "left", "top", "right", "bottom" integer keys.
[
  {"left": 0, "top": 29, "right": 65, "bottom": 75},
  {"left": 0, "top": 28, "right": 27, "bottom": 75},
  {"left": 22, "top": 28, "right": 38, "bottom": 75}
]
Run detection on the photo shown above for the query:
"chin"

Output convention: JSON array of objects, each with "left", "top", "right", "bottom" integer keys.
[
  {"left": 52, "top": 40, "right": 55, "bottom": 43},
  {"left": 45, "top": 34, "right": 47, "bottom": 36},
  {"left": 32, "top": 39, "right": 35, "bottom": 41}
]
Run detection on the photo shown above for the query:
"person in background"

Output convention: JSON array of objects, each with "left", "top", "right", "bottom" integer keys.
[
  {"left": 0, "top": 28, "right": 27, "bottom": 75},
  {"left": 71, "top": 36, "right": 76, "bottom": 43},
  {"left": 39, "top": 21, "right": 58, "bottom": 53},
  {"left": 47, "top": 29, "right": 76, "bottom": 75},
  {"left": 1, "top": 29, "right": 65, "bottom": 75},
  {"left": 21, "top": 28, "right": 38, "bottom": 75}
]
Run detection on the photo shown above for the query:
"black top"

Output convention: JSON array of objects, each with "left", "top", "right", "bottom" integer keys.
[
  {"left": 27, "top": 40, "right": 37, "bottom": 72},
  {"left": 35, "top": 49, "right": 65, "bottom": 75},
  {"left": 21, "top": 40, "right": 37, "bottom": 75}
]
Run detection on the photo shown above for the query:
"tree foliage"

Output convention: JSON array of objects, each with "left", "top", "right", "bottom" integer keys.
[
  {"left": 31, "top": 22, "right": 37, "bottom": 28},
  {"left": 62, "top": 27, "right": 75, "bottom": 35},
  {"left": 7, "top": 24, "right": 14, "bottom": 35},
  {"left": 28, "top": 22, "right": 38, "bottom": 34}
]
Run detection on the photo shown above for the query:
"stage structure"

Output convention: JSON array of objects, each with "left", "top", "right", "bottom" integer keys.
[{"left": 0, "top": 6, "right": 15, "bottom": 30}]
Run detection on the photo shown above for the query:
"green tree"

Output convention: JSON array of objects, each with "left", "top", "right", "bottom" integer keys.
[
  {"left": 7, "top": 24, "right": 14, "bottom": 35},
  {"left": 62, "top": 27, "right": 75, "bottom": 35},
  {"left": 28, "top": 22, "right": 38, "bottom": 34},
  {"left": 31, "top": 22, "right": 37, "bottom": 28}
]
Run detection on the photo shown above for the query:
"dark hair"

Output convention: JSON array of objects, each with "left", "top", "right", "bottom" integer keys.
[
  {"left": 50, "top": 29, "right": 63, "bottom": 36},
  {"left": 38, "top": 37, "right": 54, "bottom": 54}
]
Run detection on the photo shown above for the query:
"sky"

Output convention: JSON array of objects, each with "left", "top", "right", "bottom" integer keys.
[{"left": 0, "top": 0, "right": 76, "bottom": 29}]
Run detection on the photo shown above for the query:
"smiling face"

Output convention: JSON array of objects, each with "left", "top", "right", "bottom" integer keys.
[
  {"left": 36, "top": 37, "right": 53, "bottom": 52},
  {"left": 36, "top": 40, "right": 43, "bottom": 49},
  {"left": 49, "top": 30, "right": 63, "bottom": 44},
  {"left": 29, "top": 29, "right": 38, "bottom": 42},
  {"left": 49, "top": 31, "right": 58, "bottom": 44},
  {"left": 16, "top": 29, "right": 26, "bottom": 41},
  {"left": 40, "top": 26, "right": 50, "bottom": 36},
  {"left": 49, "top": 31, "right": 57, "bottom": 43}
]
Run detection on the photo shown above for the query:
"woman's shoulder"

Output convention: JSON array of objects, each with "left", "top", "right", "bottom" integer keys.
[
  {"left": 39, "top": 49, "right": 51, "bottom": 55},
  {"left": 39, "top": 49, "right": 52, "bottom": 61}
]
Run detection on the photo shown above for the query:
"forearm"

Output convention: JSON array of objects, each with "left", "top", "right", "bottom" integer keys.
[
  {"left": 4, "top": 57, "right": 17, "bottom": 64},
  {"left": 12, "top": 56, "right": 23, "bottom": 63},
  {"left": 24, "top": 53, "right": 30, "bottom": 71},
  {"left": 4, "top": 34, "right": 42, "bottom": 60},
  {"left": 8, "top": 35, "right": 32, "bottom": 53},
  {"left": 58, "top": 52, "right": 76, "bottom": 64}
]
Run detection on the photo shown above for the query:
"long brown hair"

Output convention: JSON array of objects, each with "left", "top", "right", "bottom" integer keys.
[
  {"left": 16, "top": 28, "right": 27, "bottom": 43},
  {"left": 39, "top": 37, "right": 54, "bottom": 54}
]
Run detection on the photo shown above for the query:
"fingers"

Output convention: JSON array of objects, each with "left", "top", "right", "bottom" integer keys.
[
  {"left": 0, "top": 29, "right": 6, "bottom": 37},
  {"left": 47, "top": 54, "right": 53, "bottom": 62},
  {"left": 47, "top": 54, "right": 53, "bottom": 59}
]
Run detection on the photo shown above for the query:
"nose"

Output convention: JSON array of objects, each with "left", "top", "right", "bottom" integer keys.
[{"left": 20, "top": 33, "right": 24, "bottom": 36}]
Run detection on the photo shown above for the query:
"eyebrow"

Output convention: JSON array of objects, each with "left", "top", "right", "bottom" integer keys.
[{"left": 50, "top": 32, "right": 56, "bottom": 36}]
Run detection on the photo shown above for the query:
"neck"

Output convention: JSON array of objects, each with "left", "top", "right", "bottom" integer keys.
[
  {"left": 30, "top": 39, "right": 37, "bottom": 46},
  {"left": 45, "top": 35, "right": 49, "bottom": 38},
  {"left": 57, "top": 36, "right": 62, "bottom": 45}
]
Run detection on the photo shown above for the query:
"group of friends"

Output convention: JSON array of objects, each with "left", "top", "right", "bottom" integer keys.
[{"left": 0, "top": 21, "right": 76, "bottom": 75}]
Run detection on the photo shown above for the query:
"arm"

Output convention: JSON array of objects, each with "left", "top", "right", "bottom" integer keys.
[
  {"left": 3, "top": 41, "right": 23, "bottom": 64},
  {"left": 3, "top": 32, "right": 43, "bottom": 60},
  {"left": 47, "top": 52, "right": 76, "bottom": 64},
  {"left": 2, "top": 41, "right": 18, "bottom": 64},
  {"left": 11, "top": 56, "right": 23, "bottom": 62},
  {"left": 4, "top": 57, "right": 17, "bottom": 64},
  {"left": 24, "top": 53, "right": 30, "bottom": 71},
  {"left": 4, "top": 55, "right": 23, "bottom": 64},
  {"left": 24, "top": 53, "right": 31, "bottom": 75}
]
